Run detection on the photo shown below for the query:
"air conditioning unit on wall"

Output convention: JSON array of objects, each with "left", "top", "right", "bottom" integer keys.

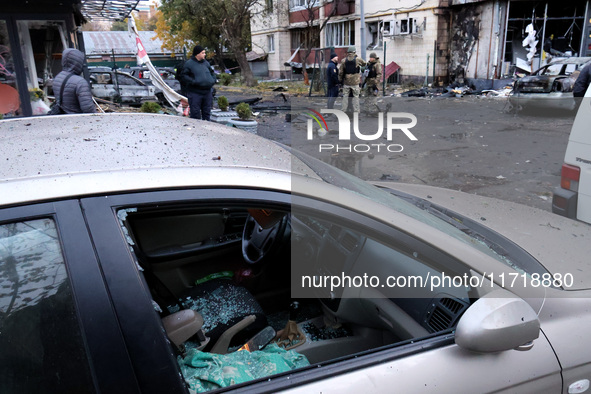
[
  {"left": 385, "top": 18, "right": 424, "bottom": 37},
  {"left": 383, "top": 19, "right": 397, "bottom": 36}
]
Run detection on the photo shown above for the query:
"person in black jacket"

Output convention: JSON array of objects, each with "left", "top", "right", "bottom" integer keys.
[
  {"left": 326, "top": 52, "right": 339, "bottom": 109},
  {"left": 180, "top": 45, "right": 217, "bottom": 120},
  {"left": 573, "top": 62, "right": 591, "bottom": 98},
  {"left": 52, "top": 48, "right": 96, "bottom": 114}
]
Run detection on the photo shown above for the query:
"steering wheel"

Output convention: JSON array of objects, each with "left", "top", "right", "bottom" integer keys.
[{"left": 242, "top": 213, "right": 289, "bottom": 264}]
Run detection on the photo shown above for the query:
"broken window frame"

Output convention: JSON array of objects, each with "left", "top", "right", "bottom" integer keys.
[
  {"left": 366, "top": 21, "right": 388, "bottom": 50},
  {"left": 0, "top": 19, "right": 22, "bottom": 117},
  {"left": 0, "top": 13, "right": 76, "bottom": 117},
  {"left": 16, "top": 20, "right": 68, "bottom": 91}
]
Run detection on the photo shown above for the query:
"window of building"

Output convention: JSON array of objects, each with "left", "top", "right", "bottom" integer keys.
[
  {"left": 291, "top": 27, "right": 320, "bottom": 50},
  {"left": 325, "top": 20, "right": 355, "bottom": 48},
  {"left": 290, "top": 0, "right": 319, "bottom": 11},
  {"left": 366, "top": 21, "right": 388, "bottom": 49},
  {"left": 0, "top": 218, "right": 94, "bottom": 392},
  {"left": 268, "top": 34, "right": 275, "bottom": 53}
]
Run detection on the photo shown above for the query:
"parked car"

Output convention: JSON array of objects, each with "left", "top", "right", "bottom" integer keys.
[
  {"left": 88, "top": 67, "right": 157, "bottom": 105},
  {"left": 552, "top": 84, "right": 591, "bottom": 223},
  {"left": 1, "top": 113, "right": 591, "bottom": 393},
  {"left": 121, "top": 66, "right": 182, "bottom": 96},
  {"left": 509, "top": 57, "right": 591, "bottom": 111}
]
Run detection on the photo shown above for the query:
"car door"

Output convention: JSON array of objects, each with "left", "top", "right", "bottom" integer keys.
[
  {"left": 280, "top": 194, "right": 563, "bottom": 393},
  {"left": 115, "top": 73, "right": 155, "bottom": 103},
  {"left": 0, "top": 200, "right": 140, "bottom": 393},
  {"left": 89, "top": 71, "right": 118, "bottom": 101},
  {"left": 79, "top": 188, "right": 563, "bottom": 393}
]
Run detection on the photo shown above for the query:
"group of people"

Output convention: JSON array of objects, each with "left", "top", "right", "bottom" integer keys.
[
  {"left": 53, "top": 44, "right": 591, "bottom": 118},
  {"left": 51, "top": 45, "right": 218, "bottom": 119},
  {"left": 326, "top": 46, "right": 383, "bottom": 115}
]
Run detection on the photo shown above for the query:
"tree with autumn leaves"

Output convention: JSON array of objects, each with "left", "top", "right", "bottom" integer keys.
[{"left": 156, "top": 0, "right": 259, "bottom": 86}]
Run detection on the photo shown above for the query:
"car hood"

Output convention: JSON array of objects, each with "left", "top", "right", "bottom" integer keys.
[{"left": 373, "top": 182, "right": 591, "bottom": 290}]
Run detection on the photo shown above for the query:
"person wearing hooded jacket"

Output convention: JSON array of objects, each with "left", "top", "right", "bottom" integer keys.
[{"left": 52, "top": 48, "right": 96, "bottom": 114}]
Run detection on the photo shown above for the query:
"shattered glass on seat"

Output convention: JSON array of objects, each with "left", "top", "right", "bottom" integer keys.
[{"left": 177, "top": 279, "right": 268, "bottom": 347}]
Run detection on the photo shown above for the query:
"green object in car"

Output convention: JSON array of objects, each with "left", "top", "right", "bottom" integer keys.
[
  {"left": 195, "top": 271, "right": 234, "bottom": 285},
  {"left": 179, "top": 343, "right": 310, "bottom": 392}
]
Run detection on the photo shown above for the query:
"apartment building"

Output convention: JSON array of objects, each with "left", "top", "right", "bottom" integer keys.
[{"left": 250, "top": 0, "right": 591, "bottom": 87}]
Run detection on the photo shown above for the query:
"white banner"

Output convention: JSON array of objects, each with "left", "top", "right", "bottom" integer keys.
[{"left": 128, "top": 16, "right": 187, "bottom": 113}]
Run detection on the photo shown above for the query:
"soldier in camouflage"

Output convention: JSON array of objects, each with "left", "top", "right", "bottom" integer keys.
[
  {"left": 363, "top": 52, "right": 383, "bottom": 115},
  {"left": 338, "top": 46, "right": 366, "bottom": 114}
]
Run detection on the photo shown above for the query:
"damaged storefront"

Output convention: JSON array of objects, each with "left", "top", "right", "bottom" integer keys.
[
  {"left": 449, "top": 0, "right": 590, "bottom": 89},
  {"left": 504, "top": 1, "right": 590, "bottom": 73},
  {"left": 0, "top": 0, "right": 138, "bottom": 118}
]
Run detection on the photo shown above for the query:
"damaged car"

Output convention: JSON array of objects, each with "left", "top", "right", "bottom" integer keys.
[
  {"left": 509, "top": 57, "right": 591, "bottom": 111},
  {"left": 89, "top": 67, "right": 157, "bottom": 105},
  {"left": 121, "top": 66, "right": 183, "bottom": 97},
  {"left": 1, "top": 113, "right": 591, "bottom": 393}
]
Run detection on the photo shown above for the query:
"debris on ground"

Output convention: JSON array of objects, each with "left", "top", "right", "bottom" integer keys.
[
  {"left": 380, "top": 174, "right": 401, "bottom": 181},
  {"left": 481, "top": 86, "right": 514, "bottom": 97},
  {"left": 399, "top": 82, "right": 514, "bottom": 98},
  {"left": 228, "top": 97, "right": 262, "bottom": 106},
  {"left": 276, "top": 93, "right": 289, "bottom": 102}
]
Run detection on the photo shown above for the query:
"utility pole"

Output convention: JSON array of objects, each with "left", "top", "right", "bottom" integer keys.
[{"left": 360, "top": 0, "right": 366, "bottom": 60}]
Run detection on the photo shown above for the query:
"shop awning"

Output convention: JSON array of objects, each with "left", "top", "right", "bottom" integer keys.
[{"left": 81, "top": 0, "right": 140, "bottom": 21}]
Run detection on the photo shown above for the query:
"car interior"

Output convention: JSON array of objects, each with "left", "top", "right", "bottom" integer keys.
[{"left": 118, "top": 202, "right": 475, "bottom": 391}]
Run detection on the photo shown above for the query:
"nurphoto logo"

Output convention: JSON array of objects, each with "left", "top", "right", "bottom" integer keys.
[{"left": 305, "top": 109, "right": 418, "bottom": 153}]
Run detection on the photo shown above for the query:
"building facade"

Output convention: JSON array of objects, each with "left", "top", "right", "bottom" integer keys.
[{"left": 250, "top": 0, "right": 591, "bottom": 87}]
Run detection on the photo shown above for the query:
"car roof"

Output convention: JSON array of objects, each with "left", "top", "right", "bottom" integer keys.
[
  {"left": 0, "top": 114, "right": 308, "bottom": 206},
  {"left": 546, "top": 56, "right": 591, "bottom": 65},
  {"left": 88, "top": 66, "right": 113, "bottom": 72}
]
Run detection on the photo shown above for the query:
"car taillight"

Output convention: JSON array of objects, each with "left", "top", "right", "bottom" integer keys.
[
  {"left": 139, "top": 71, "right": 143, "bottom": 78},
  {"left": 560, "top": 163, "right": 580, "bottom": 192}
]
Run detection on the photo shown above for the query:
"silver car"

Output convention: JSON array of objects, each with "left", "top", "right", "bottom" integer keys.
[
  {"left": 0, "top": 113, "right": 590, "bottom": 393},
  {"left": 89, "top": 68, "right": 157, "bottom": 105}
]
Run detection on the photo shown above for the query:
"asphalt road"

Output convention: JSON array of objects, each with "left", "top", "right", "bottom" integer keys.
[{"left": 222, "top": 90, "right": 576, "bottom": 212}]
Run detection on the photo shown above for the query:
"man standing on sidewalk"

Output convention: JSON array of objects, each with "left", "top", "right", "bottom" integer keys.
[
  {"left": 326, "top": 52, "right": 339, "bottom": 109},
  {"left": 338, "top": 46, "right": 366, "bottom": 115},
  {"left": 181, "top": 45, "right": 217, "bottom": 120}
]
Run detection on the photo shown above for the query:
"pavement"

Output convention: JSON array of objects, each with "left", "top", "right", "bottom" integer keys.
[{"left": 216, "top": 86, "right": 576, "bottom": 213}]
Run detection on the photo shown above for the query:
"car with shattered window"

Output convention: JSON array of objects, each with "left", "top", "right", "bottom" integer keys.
[
  {"left": 89, "top": 67, "right": 157, "bottom": 105},
  {"left": 1, "top": 113, "right": 591, "bottom": 393},
  {"left": 121, "top": 66, "right": 183, "bottom": 96},
  {"left": 509, "top": 57, "right": 591, "bottom": 111}
]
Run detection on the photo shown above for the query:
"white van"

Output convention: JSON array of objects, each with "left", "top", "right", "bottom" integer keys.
[{"left": 552, "top": 86, "right": 591, "bottom": 223}]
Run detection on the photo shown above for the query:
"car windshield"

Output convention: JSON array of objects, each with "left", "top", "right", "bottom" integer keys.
[
  {"left": 291, "top": 149, "right": 534, "bottom": 274},
  {"left": 540, "top": 64, "right": 564, "bottom": 75}
]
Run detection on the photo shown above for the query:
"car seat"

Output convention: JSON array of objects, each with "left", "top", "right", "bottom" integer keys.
[{"left": 179, "top": 278, "right": 268, "bottom": 353}]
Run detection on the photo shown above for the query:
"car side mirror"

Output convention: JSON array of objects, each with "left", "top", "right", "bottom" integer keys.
[{"left": 455, "top": 289, "right": 540, "bottom": 353}]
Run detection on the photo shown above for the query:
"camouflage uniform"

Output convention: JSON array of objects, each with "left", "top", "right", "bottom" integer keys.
[
  {"left": 338, "top": 50, "right": 366, "bottom": 113},
  {"left": 363, "top": 56, "right": 383, "bottom": 114}
]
